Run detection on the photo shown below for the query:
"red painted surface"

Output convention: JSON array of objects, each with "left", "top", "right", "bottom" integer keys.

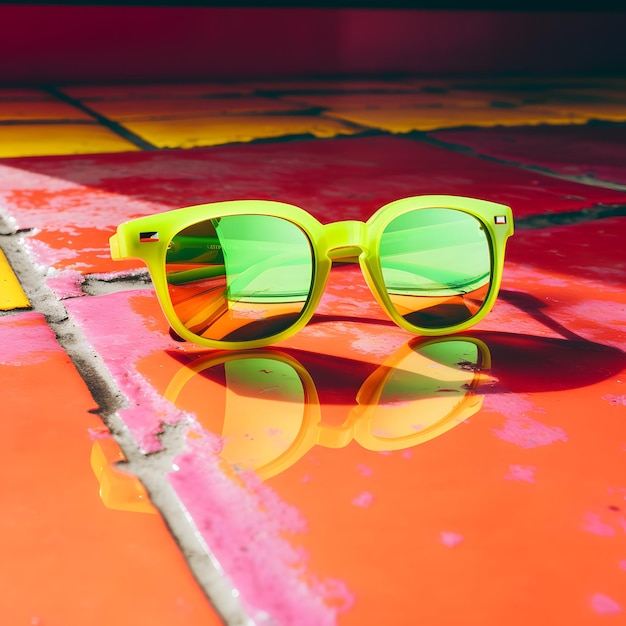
[
  {"left": 1, "top": 6, "right": 626, "bottom": 84},
  {"left": 0, "top": 311, "right": 223, "bottom": 625},
  {"left": 1, "top": 134, "right": 626, "bottom": 272},
  {"left": 2, "top": 132, "right": 625, "bottom": 623},
  {"left": 431, "top": 126, "right": 626, "bottom": 186}
]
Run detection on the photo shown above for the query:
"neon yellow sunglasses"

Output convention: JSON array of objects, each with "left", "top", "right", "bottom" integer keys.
[{"left": 109, "top": 195, "right": 513, "bottom": 350}]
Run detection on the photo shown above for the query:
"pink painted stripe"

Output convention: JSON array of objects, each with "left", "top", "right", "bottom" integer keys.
[{"left": 170, "top": 430, "right": 354, "bottom": 625}]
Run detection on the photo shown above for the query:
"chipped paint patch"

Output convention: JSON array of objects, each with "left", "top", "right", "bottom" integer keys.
[
  {"left": 590, "top": 593, "right": 622, "bottom": 615},
  {"left": 504, "top": 465, "right": 537, "bottom": 483},
  {"left": 582, "top": 513, "right": 615, "bottom": 537},
  {"left": 484, "top": 394, "right": 567, "bottom": 448},
  {"left": 492, "top": 415, "right": 567, "bottom": 448},
  {"left": 0, "top": 311, "right": 59, "bottom": 365},
  {"left": 603, "top": 394, "right": 626, "bottom": 407},
  {"left": 0, "top": 163, "right": 170, "bottom": 230},
  {"left": 46, "top": 268, "right": 86, "bottom": 299},
  {"left": 64, "top": 290, "right": 187, "bottom": 451},
  {"left": 358, "top": 464, "right": 373, "bottom": 477},
  {"left": 352, "top": 492, "right": 374, "bottom": 507},
  {"left": 440, "top": 532, "right": 464, "bottom": 548}
]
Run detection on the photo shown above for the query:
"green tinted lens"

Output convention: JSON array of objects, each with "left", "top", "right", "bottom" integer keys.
[
  {"left": 165, "top": 215, "right": 314, "bottom": 342},
  {"left": 379, "top": 208, "right": 492, "bottom": 329}
]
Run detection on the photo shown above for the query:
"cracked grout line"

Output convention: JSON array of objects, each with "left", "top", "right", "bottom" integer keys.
[
  {"left": 412, "top": 130, "right": 626, "bottom": 193},
  {"left": 0, "top": 221, "right": 252, "bottom": 626},
  {"left": 6, "top": 81, "right": 626, "bottom": 195},
  {"left": 44, "top": 85, "right": 159, "bottom": 151},
  {"left": 515, "top": 203, "right": 626, "bottom": 228}
]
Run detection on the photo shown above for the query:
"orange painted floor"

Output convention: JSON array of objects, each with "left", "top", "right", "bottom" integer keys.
[{"left": 1, "top": 75, "right": 625, "bottom": 625}]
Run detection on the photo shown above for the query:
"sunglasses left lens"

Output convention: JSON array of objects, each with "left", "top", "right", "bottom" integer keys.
[{"left": 165, "top": 215, "right": 314, "bottom": 342}]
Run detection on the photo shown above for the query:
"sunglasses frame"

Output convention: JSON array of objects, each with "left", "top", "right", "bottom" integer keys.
[{"left": 110, "top": 195, "right": 513, "bottom": 350}]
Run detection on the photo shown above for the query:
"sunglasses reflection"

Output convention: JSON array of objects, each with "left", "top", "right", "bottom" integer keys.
[
  {"left": 166, "top": 336, "right": 492, "bottom": 478},
  {"left": 90, "top": 435, "right": 158, "bottom": 514},
  {"left": 90, "top": 335, "right": 491, "bottom": 513},
  {"left": 91, "top": 295, "right": 626, "bottom": 513}
]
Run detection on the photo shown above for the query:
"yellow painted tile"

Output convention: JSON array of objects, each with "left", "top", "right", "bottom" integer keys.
[
  {"left": 0, "top": 249, "right": 29, "bottom": 310},
  {"left": 60, "top": 82, "right": 252, "bottom": 100},
  {"left": 0, "top": 124, "right": 141, "bottom": 157},
  {"left": 325, "top": 105, "right": 590, "bottom": 132},
  {"left": 0, "top": 100, "right": 91, "bottom": 121},
  {"left": 122, "top": 115, "right": 359, "bottom": 148},
  {"left": 86, "top": 96, "right": 307, "bottom": 122}
]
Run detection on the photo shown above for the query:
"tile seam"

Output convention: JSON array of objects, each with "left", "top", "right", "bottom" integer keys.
[
  {"left": 515, "top": 204, "right": 626, "bottom": 229},
  {"left": 45, "top": 86, "right": 159, "bottom": 151},
  {"left": 414, "top": 130, "right": 626, "bottom": 193},
  {"left": 0, "top": 221, "right": 252, "bottom": 626}
]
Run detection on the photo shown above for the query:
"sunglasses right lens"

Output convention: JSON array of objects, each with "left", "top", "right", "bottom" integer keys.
[
  {"left": 165, "top": 215, "right": 314, "bottom": 342},
  {"left": 379, "top": 208, "right": 492, "bottom": 330}
]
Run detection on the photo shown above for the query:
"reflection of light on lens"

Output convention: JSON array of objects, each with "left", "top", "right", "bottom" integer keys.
[
  {"left": 379, "top": 209, "right": 491, "bottom": 329},
  {"left": 164, "top": 337, "right": 491, "bottom": 480},
  {"left": 165, "top": 215, "right": 314, "bottom": 342}
]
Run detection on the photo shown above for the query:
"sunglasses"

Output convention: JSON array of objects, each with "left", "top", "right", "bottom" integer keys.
[{"left": 109, "top": 195, "right": 513, "bottom": 350}]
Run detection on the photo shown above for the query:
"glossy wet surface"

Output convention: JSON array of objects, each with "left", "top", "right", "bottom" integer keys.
[{"left": 1, "top": 75, "right": 625, "bottom": 625}]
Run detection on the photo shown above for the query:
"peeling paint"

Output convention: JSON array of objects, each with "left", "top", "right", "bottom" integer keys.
[
  {"left": 352, "top": 492, "right": 375, "bottom": 508},
  {"left": 0, "top": 311, "right": 59, "bottom": 365},
  {"left": 582, "top": 512, "right": 616, "bottom": 537},
  {"left": 492, "top": 415, "right": 567, "bottom": 448},
  {"left": 357, "top": 464, "right": 373, "bottom": 477},
  {"left": 64, "top": 290, "right": 187, "bottom": 451},
  {"left": 440, "top": 532, "right": 464, "bottom": 547},
  {"left": 170, "top": 431, "right": 354, "bottom": 625},
  {"left": 504, "top": 465, "right": 537, "bottom": 483},
  {"left": 590, "top": 593, "right": 622, "bottom": 615},
  {"left": 46, "top": 268, "right": 86, "bottom": 299},
  {"left": 0, "top": 164, "right": 171, "bottom": 229},
  {"left": 603, "top": 394, "right": 626, "bottom": 407},
  {"left": 484, "top": 394, "right": 567, "bottom": 448}
]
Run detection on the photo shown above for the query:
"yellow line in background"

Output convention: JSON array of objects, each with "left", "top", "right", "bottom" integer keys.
[{"left": 0, "top": 248, "right": 30, "bottom": 310}]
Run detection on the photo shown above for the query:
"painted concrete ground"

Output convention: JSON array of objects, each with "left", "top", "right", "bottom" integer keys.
[{"left": 1, "top": 75, "right": 625, "bottom": 625}]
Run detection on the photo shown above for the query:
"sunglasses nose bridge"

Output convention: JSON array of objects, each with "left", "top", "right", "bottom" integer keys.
[{"left": 322, "top": 220, "right": 369, "bottom": 261}]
